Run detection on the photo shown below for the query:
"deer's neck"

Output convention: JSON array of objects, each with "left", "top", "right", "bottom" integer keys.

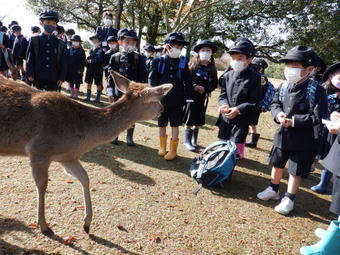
[{"left": 86, "top": 97, "right": 138, "bottom": 144}]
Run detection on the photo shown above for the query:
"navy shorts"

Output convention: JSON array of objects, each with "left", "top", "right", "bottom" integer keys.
[
  {"left": 85, "top": 70, "right": 103, "bottom": 86},
  {"left": 268, "top": 146, "right": 317, "bottom": 178},
  {"left": 158, "top": 106, "right": 184, "bottom": 127}
]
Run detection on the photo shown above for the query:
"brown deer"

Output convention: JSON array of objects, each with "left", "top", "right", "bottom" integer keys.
[{"left": 0, "top": 71, "right": 172, "bottom": 236}]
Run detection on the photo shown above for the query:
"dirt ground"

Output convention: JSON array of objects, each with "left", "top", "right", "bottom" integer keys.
[{"left": 0, "top": 78, "right": 334, "bottom": 255}]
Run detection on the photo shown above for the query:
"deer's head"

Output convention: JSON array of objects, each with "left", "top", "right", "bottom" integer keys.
[{"left": 110, "top": 71, "right": 173, "bottom": 121}]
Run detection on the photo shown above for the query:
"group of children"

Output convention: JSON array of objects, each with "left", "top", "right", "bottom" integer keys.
[{"left": 2, "top": 11, "right": 340, "bottom": 246}]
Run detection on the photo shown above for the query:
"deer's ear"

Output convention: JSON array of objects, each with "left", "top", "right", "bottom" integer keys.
[
  {"left": 149, "top": 83, "right": 173, "bottom": 101},
  {"left": 110, "top": 70, "right": 131, "bottom": 94}
]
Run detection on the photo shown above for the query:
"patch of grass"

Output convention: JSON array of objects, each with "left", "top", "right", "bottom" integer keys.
[{"left": 0, "top": 79, "right": 333, "bottom": 255}]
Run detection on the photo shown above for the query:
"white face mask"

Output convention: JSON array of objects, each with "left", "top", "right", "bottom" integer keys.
[
  {"left": 284, "top": 67, "right": 305, "bottom": 84},
  {"left": 91, "top": 41, "right": 100, "bottom": 48},
  {"left": 199, "top": 51, "right": 211, "bottom": 61},
  {"left": 146, "top": 52, "right": 153, "bottom": 58},
  {"left": 230, "top": 59, "right": 246, "bottom": 72},
  {"left": 104, "top": 18, "right": 112, "bottom": 26},
  {"left": 72, "top": 41, "right": 80, "bottom": 47},
  {"left": 331, "top": 75, "right": 340, "bottom": 89},
  {"left": 108, "top": 43, "right": 117, "bottom": 50},
  {"left": 123, "top": 44, "right": 136, "bottom": 53},
  {"left": 168, "top": 46, "right": 182, "bottom": 58},
  {"left": 156, "top": 52, "right": 162, "bottom": 57}
]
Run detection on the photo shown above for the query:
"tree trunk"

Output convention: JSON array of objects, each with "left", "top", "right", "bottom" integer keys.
[{"left": 114, "top": 0, "right": 124, "bottom": 30}]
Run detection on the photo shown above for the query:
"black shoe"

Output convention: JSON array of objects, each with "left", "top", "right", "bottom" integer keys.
[
  {"left": 245, "top": 133, "right": 260, "bottom": 148},
  {"left": 183, "top": 129, "right": 196, "bottom": 151},
  {"left": 126, "top": 128, "right": 135, "bottom": 146},
  {"left": 111, "top": 137, "right": 119, "bottom": 145}
]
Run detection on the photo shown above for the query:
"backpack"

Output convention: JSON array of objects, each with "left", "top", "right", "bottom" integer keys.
[
  {"left": 260, "top": 79, "right": 276, "bottom": 112},
  {"left": 189, "top": 140, "right": 237, "bottom": 195},
  {"left": 279, "top": 79, "right": 320, "bottom": 138},
  {"left": 157, "top": 55, "right": 187, "bottom": 81}
]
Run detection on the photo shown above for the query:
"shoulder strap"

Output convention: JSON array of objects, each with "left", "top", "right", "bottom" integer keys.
[
  {"left": 157, "top": 56, "right": 166, "bottom": 74},
  {"left": 31, "top": 36, "right": 39, "bottom": 58},
  {"left": 178, "top": 56, "right": 187, "bottom": 81},
  {"left": 57, "top": 39, "right": 65, "bottom": 66},
  {"left": 113, "top": 52, "right": 121, "bottom": 67},
  {"left": 279, "top": 81, "right": 289, "bottom": 102},
  {"left": 306, "top": 79, "right": 318, "bottom": 111}
]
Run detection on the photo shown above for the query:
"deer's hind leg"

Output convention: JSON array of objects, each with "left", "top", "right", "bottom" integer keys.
[
  {"left": 60, "top": 161, "right": 93, "bottom": 234},
  {"left": 30, "top": 158, "right": 53, "bottom": 236}
]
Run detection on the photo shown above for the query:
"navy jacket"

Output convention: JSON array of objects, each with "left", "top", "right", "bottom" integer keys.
[
  {"left": 12, "top": 35, "right": 28, "bottom": 61},
  {"left": 322, "top": 131, "right": 340, "bottom": 177},
  {"left": 26, "top": 33, "right": 68, "bottom": 82},
  {"left": 149, "top": 55, "right": 193, "bottom": 107},
  {"left": 95, "top": 26, "right": 118, "bottom": 43},
  {"left": 86, "top": 47, "right": 105, "bottom": 73},
  {"left": 271, "top": 79, "right": 329, "bottom": 151},
  {"left": 66, "top": 46, "right": 86, "bottom": 84}
]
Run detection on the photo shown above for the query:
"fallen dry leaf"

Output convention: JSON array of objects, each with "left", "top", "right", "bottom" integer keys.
[
  {"left": 63, "top": 235, "right": 77, "bottom": 245},
  {"left": 28, "top": 223, "right": 38, "bottom": 229}
]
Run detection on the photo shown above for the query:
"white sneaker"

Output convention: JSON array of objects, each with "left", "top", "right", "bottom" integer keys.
[
  {"left": 257, "top": 186, "right": 280, "bottom": 201},
  {"left": 274, "top": 197, "right": 294, "bottom": 215}
]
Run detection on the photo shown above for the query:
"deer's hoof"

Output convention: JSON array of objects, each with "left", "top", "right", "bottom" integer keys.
[
  {"left": 84, "top": 225, "right": 90, "bottom": 234},
  {"left": 42, "top": 227, "right": 54, "bottom": 237}
]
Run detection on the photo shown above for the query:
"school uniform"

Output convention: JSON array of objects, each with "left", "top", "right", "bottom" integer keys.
[
  {"left": 26, "top": 33, "right": 68, "bottom": 91},
  {"left": 12, "top": 34, "right": 28, "bottom": 67},
  {"left": 269, "top": 78, "right": 329, "bottom": 177},
  {"left": 218, "top": 66, "right": 262, "bottom": 143},
  {"left": 186, "top": 63, "right": 217, "bottom": 126},
  {"left": 85, "top": 47, "right": 105, "bottom": 86},
  {"left": 149, "top": 55, "right": 194, "bottom": 127},
  {"left": 146, "top": 57, "right": 154, "bottom": 73},
  {"left": 66, "top": 46, "right": 86, "bottom": 88},
  {"left": 0, "top": 32, "right": 11, "bottom": 72},
  {"left": 108, "top": 51, "right": 148, "bottom": 100},
  {"left": 322, "top": 131, "right": 340, "bottom": 215},
  {"left": 95, "top": 26, "right": 118, "bottom": 47}
]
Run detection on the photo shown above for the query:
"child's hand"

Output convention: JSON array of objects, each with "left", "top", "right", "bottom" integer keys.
[
  {"left": 28, "top": 76, "right": 34, "bottom": 82},
  {"left": 219, "top": 105, "right": 230, "bottom": 114},
  {"left": 194, "top": 86, "right": 205, "bottom": 94},
  {"left": 330, "top": 111, "right": 340, "bottom": 122},
  {"left": 277, "top": 112, "right": 287, "bottom": 124},
  {"left": 225, "top": 107, "right": 240, "bottom": 119},
  {"left": 87, "top": 59, "right": 92, "bottom": 64},
  {"left": 281, "top": 118, "right": 292, "bottom": 128}
]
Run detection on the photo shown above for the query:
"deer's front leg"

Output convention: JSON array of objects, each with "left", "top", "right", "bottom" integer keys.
[
  {"left": 30, "top": 159, "right": 53, "bottom": 236},
  {"left": 60, "top": 161, "right": 93, "bottom": 234}
]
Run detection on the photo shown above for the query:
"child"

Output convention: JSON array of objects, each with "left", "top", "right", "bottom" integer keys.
[
  {"left": 12, "top": 25, "right": 28, "bottom": 81},
  {"left": 96, "top": 12, "right": 118, "bottom": 51},
  {"left": 218, "top": 37, "right": 262, "bottom": 159},
  {"left": 84, "top": 34, "right": 105, "bottom": 102},
  {"left": 149, "top": 32, "right": 194, "bottom": 160},
  {"left": 104, "top": 35, "right": 119, "bottom": 104},
  {"left": 66, "top": 35, "right": 86, "bottom": 99},
  {"left": 155, "top": 45, "right": 164, "bottom": 58},
  {"left": 0, "top": 30, "right": 11, "bottom": 77},
  {"left": 65, "top": 28, "right": 75, "bottom": 48},
  {"left": 311, "top": 62, "right": 340, "bottom": 193},
  {"left": 257, "top": 46, "right": 329, "bottom": 215},
  {"left": 245, "top": 57, "right": 272, "bottom": 148},
  {"left": 301, "top": 112, "right": 340, "bottom": 254},
  {"left": 184, "top": 39, "right": 218, "bottom": 151},
  {"left": 31, "top": 26, "right": 41, "bottom": 36},
  {"left": 26, "top": 10, "right": 67, "bottom": 91},
  {"left": 108, "top": 28, "right": 148, "bottom": 146},
  {"left": 144, "top": 44, "right": 155, "bottom": 73}
]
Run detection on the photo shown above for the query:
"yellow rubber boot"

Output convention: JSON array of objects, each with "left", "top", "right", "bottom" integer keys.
[
  {"left": 164, "top": 139, "right": 179, "bottom": 160},
  {"left": 158, "top": 135, "right": 168, "bottom": 156}
]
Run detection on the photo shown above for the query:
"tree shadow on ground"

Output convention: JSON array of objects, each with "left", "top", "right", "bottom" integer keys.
[{"left": 207, "top": 158, "right": 333, "bottom": 224}]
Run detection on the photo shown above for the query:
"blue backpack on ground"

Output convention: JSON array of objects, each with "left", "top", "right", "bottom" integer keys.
[
  {"left": 260, "top": 80, "right": 276, "bottom": 112},
  {"left": 157, "top": 55, "right": 187, "bottom": 81},
  {"left": 189, "top": 140, "right": 237, "bottom": 195}
]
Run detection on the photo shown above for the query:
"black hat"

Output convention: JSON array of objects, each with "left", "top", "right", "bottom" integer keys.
[
  {"left": 70, "top": 35, "right": 82, "bottom": 42},
  {"left": 164, "top": 32, "right": 189, "bottom": 46},
  {"left": 107, "top": 35, "right": 118, "bottom": 42},
  {"left": 280, "top": 46, "right": 317, "bottom": 66},
  {"left": 118, "top": 28, "right": 138, "bottom": 40},
  {"left": 155, "top": 45, "right": 164, "bottom": 51},
  {"left": 11, "top": 25, "right": 21, "bottom": 32},
  {"left": 39, "top": 10, "right": 59, "bottom": 22},
  {"left": 322, "top": 62, "right": 340, "bottom": 82},
  {"left": 252, "top": 57, "right": 268, "bottom": 69},
  {"left": 194, "top": 39, "right": 218, "bottom": 53},
  {"left": 0, "top": 26, "right": 8, "bottom": 33},
  {"left": 31, "top": 26, "right": 40, "bottom": 33},
  {"left": 144, "top": 44, "right": 155, "bottom": 52},
  {"left": 9, "top": 21, "right": 18, "bottom": 27},
  {"left": 89, "top": 34, "right": 101, "bottom": 41},
  {"left": 228, "top": 37, "right": 256, "bottom": 58}
]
